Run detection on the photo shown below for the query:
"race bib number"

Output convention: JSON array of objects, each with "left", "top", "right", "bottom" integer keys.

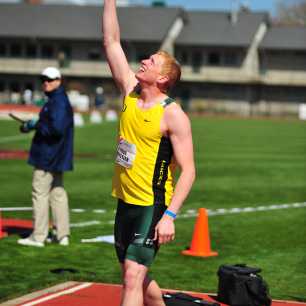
[{"left": 115, "top": 138, "right": 136, "bottom": 169}]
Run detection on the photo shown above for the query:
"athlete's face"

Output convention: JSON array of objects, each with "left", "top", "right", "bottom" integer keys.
[{"left": 136, "top": 53, "right": 165, "bottom": 85}]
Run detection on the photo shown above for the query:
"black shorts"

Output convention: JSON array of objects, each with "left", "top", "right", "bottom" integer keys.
[{"left": 114, "top": 199, "right": 167, "bottom": 267}]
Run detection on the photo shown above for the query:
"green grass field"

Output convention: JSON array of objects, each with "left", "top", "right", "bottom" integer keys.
[{"left": 0, "top": 116, "right": 305, "bottom": 303}]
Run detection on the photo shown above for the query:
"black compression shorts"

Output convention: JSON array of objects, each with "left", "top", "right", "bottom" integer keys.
[{"left": 114, "top": 199, "right": 167, "bottom": 267}]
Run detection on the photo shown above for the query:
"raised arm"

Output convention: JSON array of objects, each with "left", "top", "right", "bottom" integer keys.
[{"left": 102, "top": 0, "right": 137, "bottom": 95}]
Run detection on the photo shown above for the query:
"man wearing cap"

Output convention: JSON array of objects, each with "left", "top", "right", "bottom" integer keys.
[{"left": 17, "top": 67, "right": 74, "bottom": 247}]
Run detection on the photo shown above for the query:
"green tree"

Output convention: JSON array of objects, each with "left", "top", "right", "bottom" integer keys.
[{"left": 275, "top": 0, "right": 306, "bottom": 25}]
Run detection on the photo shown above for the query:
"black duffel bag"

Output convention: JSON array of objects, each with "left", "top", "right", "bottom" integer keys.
[
  {"left": 163, "top": 292, "right": 220, "bottom": 306},
  {"left": 217, "top": 264, "right": 272, "bottom": 306}
]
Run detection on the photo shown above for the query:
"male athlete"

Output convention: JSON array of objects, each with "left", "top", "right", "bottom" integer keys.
[{"left": 103, "top": 1, "right": 195, "bottom": 306}]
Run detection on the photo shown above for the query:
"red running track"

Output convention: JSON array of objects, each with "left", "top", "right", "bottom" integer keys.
[
  {"left": 2, "top": 282, "right": 304, "bottom": 306},
  {"left": 0, "top": 104, "right": 40, "bottom": 113}
]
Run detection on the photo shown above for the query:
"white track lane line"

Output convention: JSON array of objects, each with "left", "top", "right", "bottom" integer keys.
[
  {"left": 1, "top": 202, "right": 306, "bottom": 223},
  {"left": 70, "top": 221, "right": 101, "bottom": 227},
  {"left": 179, "top": 202, "right": 306, "bottom": 218},
  {"left": 0, "top": 207, "right": 32, "bottom": 211},
  {"left": 20, "top": 282, "right": 92, "bottom": 306}
]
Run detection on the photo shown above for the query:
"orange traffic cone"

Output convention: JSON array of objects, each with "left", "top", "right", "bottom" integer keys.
[
  {"left": 182, "top": 208, "right": 218, "bottom": 258},
  {"left": 0, "top": 211, "right": 5, "bottom": 239}
]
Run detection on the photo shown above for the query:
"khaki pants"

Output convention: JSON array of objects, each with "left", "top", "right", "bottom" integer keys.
[{"left": 31, "top": 169, "right": 70, "bottom": 242}]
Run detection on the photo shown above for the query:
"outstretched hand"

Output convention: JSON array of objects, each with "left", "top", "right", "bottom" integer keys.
[
  {"left": 19, "top": 119, "right": 37, "bottom": 133},
  {"left": 20, "top": 122, "right": 30, "bottom": 133}
]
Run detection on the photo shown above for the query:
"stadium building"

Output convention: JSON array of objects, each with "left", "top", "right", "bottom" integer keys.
[{"left": 0, "top": 2, "right": 305, "bottom": 116}]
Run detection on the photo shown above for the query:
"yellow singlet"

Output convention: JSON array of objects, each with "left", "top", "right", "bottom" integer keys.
[{"left": 112, "top": 91, "right": 175, "bottom": 206}]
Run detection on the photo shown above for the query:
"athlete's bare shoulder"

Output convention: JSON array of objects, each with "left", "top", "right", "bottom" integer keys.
[
  {"left": 163, "top": 100, "right": 191, "bottom": 134},
  {"left": 164, "top": 100, "right": 189, "bottom": 121}
]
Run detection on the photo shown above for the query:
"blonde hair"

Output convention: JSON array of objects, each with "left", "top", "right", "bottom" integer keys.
[{"left": 157, "top": 50, "right": 181, "bottom": 92}]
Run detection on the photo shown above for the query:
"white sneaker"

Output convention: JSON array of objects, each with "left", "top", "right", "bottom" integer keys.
[
  {"left": 59, "top": 236, "right": 69, "bottom": 246},
  {"left": 18, "top": 237, "right": 44, "bottom": 248}
]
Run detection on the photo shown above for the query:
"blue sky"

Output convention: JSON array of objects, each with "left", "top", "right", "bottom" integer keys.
[
  {"left": 144, "top": 0, "right": 278, "bottom": 15},
  {"left": 0, "top": 0, "right": 280, "bottom": 16}
]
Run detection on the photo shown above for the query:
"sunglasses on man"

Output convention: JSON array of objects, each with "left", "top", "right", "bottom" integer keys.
[{"left": 40, "top": 76, "right": 59, "bottom": 83}]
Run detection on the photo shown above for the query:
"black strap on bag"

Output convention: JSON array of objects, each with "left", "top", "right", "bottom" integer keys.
[
  {"left": 217, "top": 264, "right": 272, "bottom": 306},
  {"left": 163, "top": 292, "right": 220, "bottom": 306}
]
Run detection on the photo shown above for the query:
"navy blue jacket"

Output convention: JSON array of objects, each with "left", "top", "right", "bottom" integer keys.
[{"left": 28, "top": 86, "right": 74, "bottom": 172}]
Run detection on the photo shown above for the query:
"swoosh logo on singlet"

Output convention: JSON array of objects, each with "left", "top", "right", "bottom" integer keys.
[{"left": 122, "top": 103, "right": 127, "bottom": 112}]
